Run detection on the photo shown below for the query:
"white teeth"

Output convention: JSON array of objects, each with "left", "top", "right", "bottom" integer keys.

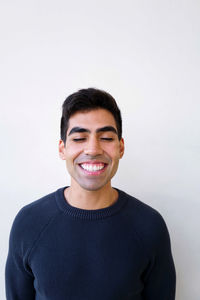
[{"left": 80, "top": 164, "right": 105, "bottom": 171}]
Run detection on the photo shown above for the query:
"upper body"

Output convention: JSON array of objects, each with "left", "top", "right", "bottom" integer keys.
[
  {"left": 6, "top": 187, "right": 176, "bottom": 300},
  {"left": 6, "top": 88, "right": 176, "bottom": 299}
]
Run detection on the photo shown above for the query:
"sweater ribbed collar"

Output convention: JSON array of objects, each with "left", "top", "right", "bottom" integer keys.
[{"left": 55, "top": 186, "right": 128, "bottom": 220}]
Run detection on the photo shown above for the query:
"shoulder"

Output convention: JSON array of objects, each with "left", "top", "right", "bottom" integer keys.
[
  {"left": 13, "top": 189, "right": 60, "bottom": 227},
  {"left": 118, "top": 189, "right": 171, "bottom": 252},
  {"left": 119, "top": 189, "right": 165, "bottom": 222},
  {"left": 9, "top": 188, "right": 63, "bottom": 255}
]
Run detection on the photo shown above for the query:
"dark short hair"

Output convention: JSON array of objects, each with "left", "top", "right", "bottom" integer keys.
[{"left": 60, "top": 88, "right": 122, "bottom": 144}]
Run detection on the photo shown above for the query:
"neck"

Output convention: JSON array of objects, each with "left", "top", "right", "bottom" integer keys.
[{"left": 64, "top": 181, "right": 118, "bottom": 210}]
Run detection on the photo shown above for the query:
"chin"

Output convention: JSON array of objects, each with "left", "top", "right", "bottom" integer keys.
[{"left": 79, "top": 182, "right": 108, "bottom": 192}]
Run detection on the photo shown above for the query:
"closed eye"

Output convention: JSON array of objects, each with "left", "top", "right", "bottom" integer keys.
[
  {"left": 73, "top": 138, "right": 86, "bottom": 142},
  {"left": 101, "top": 138, "right": 113, "bottom": 141}
]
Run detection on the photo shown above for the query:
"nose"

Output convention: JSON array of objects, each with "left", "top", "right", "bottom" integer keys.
[{"left": 84, "top": 136, "right": 103, "bottom": 156}]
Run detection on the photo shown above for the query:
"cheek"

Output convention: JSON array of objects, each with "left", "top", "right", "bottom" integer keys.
[
  {"left": 65, "top": 144, "right": 83, "bottom": 157},
  {"left": 104, "top": 145, "right": 121, "bottom": 161}
]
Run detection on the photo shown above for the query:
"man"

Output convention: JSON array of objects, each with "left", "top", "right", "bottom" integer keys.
[{"left": 6, "top": 88, "right": 176, "bottom": 299}]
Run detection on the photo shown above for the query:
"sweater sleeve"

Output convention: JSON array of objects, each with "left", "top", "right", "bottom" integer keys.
[
  {"left": 5, "top": 209, "right": 36, "bottom": 300},
  {"left": 141, "top": 213, "right": 176, "bottom": 300}
]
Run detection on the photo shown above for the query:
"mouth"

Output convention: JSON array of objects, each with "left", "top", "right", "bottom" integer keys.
[{"left": 78, "top": 162, "right": 108, "bottom": 175}]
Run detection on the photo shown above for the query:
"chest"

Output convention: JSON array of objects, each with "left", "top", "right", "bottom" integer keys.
[{"left": 30, "top": 218, "right": 147, "bottom": 299}]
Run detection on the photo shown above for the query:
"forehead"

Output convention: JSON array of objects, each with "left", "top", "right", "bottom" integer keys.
[{"left": 67, "top": 109, "right": 117, "bottom": 130}]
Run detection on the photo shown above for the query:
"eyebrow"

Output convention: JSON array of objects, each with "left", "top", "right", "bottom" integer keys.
[{"left": 68, "top": 126, "right": 118, "bottom": 136}]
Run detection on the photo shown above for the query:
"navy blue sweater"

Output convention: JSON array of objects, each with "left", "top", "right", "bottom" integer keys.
[{"left": 6, "top": 187, "right": 176, "bottom": 299}]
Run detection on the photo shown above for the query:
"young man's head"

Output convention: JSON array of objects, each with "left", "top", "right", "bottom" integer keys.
[
  {"left": 59, "top": 88, "right": 124, "bottom": 192},
  {"left": 60, "top": 88, "right": 122, "bottom": 144}
]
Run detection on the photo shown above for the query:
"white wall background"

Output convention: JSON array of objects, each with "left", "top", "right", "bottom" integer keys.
[{"left": 1, "top": 0, "right": 199, "bottom": 299}]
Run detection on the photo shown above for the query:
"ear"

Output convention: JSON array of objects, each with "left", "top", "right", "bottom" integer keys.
[
  {"left": 119, "top": 138, "right": 125, "bottom": 159},
  {"left": 58, "top": 139, "right": 66, "bottom": 160}
]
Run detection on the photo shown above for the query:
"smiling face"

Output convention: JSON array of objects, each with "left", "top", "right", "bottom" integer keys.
[{"left": 59, "top": 109, "right": 124, "bottom": 192}]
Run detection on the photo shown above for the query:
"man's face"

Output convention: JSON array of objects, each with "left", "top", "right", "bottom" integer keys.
[{"left": 59, "top": 108, "right": 124, "bottom": 191}]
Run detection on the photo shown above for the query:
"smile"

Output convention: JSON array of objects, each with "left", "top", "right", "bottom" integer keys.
[{"left": 79, "top": 163, "right": 107, "bottom": 174}]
